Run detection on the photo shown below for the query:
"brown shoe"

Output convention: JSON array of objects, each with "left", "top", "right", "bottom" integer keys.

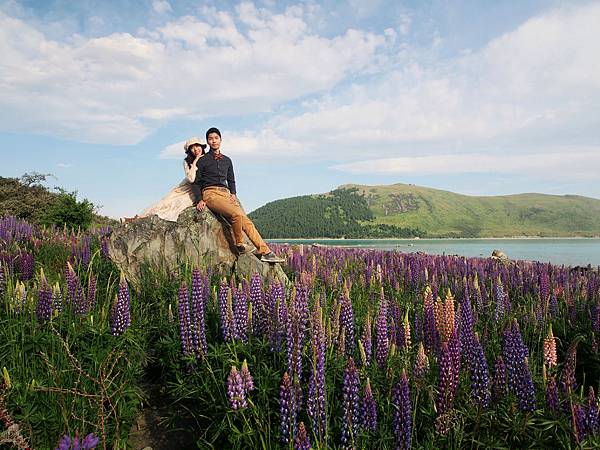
[{"left": 261, "top": 252, "right": 285, "bottom": 263}]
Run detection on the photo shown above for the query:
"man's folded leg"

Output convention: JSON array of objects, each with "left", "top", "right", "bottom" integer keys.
[
  {"left": 202, "top": 191, "right": 245, "bottom": 247},
  {"left": 240, "top": 215, "right": 270, "bottom": 255}
]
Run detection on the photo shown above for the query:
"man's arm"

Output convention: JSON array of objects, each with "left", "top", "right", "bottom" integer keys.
[{"left": 227, "top": 158, "right": 237, "bottom": 196}]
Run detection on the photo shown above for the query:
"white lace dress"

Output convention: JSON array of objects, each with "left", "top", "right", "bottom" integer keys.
[{"left": 139, "top": 157, "right": 202, "bottom": 222}]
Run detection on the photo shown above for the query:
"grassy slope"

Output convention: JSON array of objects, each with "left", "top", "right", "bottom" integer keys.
[{"left": 344, "top": 183, "right": 600, "bottom": 237}]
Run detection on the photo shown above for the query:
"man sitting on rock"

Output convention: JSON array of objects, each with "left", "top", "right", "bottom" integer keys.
[{"left": 194, "top": 127, "right": 284, "bottom": 263}]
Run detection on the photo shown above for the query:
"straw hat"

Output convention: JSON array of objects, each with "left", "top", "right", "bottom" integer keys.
[{"left": 183, "top": 137, "right": 207, "bottom": 151}]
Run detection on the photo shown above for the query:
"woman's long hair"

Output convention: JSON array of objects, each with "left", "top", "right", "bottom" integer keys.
[{"left": 184, "top": 145, "right": 206, "bottom": 167}]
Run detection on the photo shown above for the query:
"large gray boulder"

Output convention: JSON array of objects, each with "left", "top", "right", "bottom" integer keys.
[{"left": 107, "top": 207, "right": 288, "bottom": 287}]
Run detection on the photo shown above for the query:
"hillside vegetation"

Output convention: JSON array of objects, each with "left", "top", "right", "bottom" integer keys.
[
  {"left": 0, "top": 173, "right": 116, "bottom": 229},
  {"left": 249, "top": 183, "right": 600, "bottom": 238},
  {"left": 249, "top": 187, "right": 423, "bottom": 238}
]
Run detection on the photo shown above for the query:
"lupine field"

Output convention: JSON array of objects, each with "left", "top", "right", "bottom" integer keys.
[{"left": 2, "top": 215, "right": 600, "bottom": 449}]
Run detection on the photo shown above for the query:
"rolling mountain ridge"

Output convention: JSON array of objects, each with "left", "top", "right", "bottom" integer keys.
[{"left": 248, "top": 183, "right": 600, "bottom": 238}]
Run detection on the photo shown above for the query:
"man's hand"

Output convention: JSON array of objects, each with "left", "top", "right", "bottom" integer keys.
[
  {"left": 196, "top": 200, "right": 206, "bottom": 211},
  {"left": 229, "top": 194, "right": 237, "bottom": 204}
]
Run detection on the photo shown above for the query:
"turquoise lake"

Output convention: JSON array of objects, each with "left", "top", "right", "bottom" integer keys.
[{"left": 267, "top": 238, "right": 600, "bottom": 268}]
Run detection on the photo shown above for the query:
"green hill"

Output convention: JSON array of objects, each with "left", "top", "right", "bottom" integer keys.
[{"left": 249, "top": 183, "right": 600, "bottom": 238}]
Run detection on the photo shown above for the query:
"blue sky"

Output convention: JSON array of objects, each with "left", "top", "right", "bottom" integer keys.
[{"left": 1, "top": 0, "right": 599, "bottom": 218}]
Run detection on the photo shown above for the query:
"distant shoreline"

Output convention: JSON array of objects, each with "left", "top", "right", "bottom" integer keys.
[{"left": 268, "top": 236, "right": 600, "bottom": 241}]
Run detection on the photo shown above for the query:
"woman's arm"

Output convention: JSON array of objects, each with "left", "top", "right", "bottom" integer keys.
[{"left": 184, "top": 155, "right": 202, "bottom": 182}]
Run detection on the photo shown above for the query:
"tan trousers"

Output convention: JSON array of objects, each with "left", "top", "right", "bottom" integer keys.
[{"left": 202, "top": 188, "right": 270, "bottom": 255}]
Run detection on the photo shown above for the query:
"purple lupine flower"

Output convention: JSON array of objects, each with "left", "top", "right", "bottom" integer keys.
[
  {"left": 36, "top": 275, "right": 53, "bottom": 322},
  {"left": 375, "top": 289, "right": 389, "bottom": 368},
  {"left": 73, "top": 280, "right": 87, "bottom": 315},
  {"left": 502, "top": 321, "right": 528, "bottom": 388},
  {"left": 100, "top": 236, "right": 110, "bottom": 258},
  {"left": 269, "top": 281, "right": 286, "bottom": 352},
  {"left": 549, "top": 290, "right": 559, "bottom": 320},
  {"left": 72, "top": 235, "right": 91, "bottom": 269},
  {"left": 240, "top": 359, "right": 254, "bottom": 394},
  {"left": 448, "top": 329, "right": 462, "bottom": 390},
  {"left": 340, "top": 292, "right": 355, "bottom": 355},
  {"left": 469, "top": 334, "right": 491, "bottom": 409},
  {"left": 178, "top": 282, "right": 193, "bottom": 356},
  {"left": 588, "top": 386, "right": 599, "bottom": 436},
  {"left": 17, "top": 250, "right": 34, "bottom": 281},
  {"left": 65, "top": 262, "right": 87, "bottom": 314},
  {"left": 493, "top": 277, "right": 507, "bottom": 323},
  {"left": 472, "top": 275, "right": 484, "bottom": 316},
  {"left": 233, "top": 285, "right": 248, "bottom": 342},
  {"left": 436, "top": 340, "right": 459, "bottom": 424},
  {"left": 294, "top": 283, "right": 310, "bottom": 346},
  {"left": 539, "top": 270, "right": 550, "bottom": 303},
  {"left": 286, "top": 299, "right": 302, "bottom": 377},
  {"left": 56, "top": 432, "right": 99, "bottom": 450},
  {"left": 545, "top": 376, "right": 559, "bottom": 415},
  {"left": 249, "top": 272, "right": 266, "bottom": 337},
  {"left": 191, "top": 268, "right": 207, "bottom": 358},
  {"left": 459, "top": 297, "right": 475, "bottom": 364},
  {"left": 560, "top": 340, "right": 578, "bottom": 396},
  {"left": 573, "top": 403, "right": 588, "bottom": 444},
  {"left": 0, "top": 264, "right": 5, "bottom": 299},
  {"left": 294, "top": 421, "right": 311, "bottom": 450},
  {"left": 286, "top": 296, "right": 305, "bottom": 413},
  {"left": 219, "top": 279, "right": 232, "bottom": 341},
  {"left": 227, "top": 366, "right": 247, "bottom": 410},
  {"left": 413, "top": 341, "right": 430, "bottom": 381},
  {"left": 110, "top": 275, "right": 131, "bottom": 336},
  {"left": 593, "top": 303, "right": 600, "bottom": 336},
  {"left": 280, "top": 372, "right": 297, "bottom": 445},
  {"left": 502, "top": 321, "right": 535, "bottom": 412},
  {"left": 393, "top": 369, "right": 412, "bottom": 450},
  {"left": 492, "top": 356, "right": 507, "bottom": 403},
  {"left": 80, "top": 433, "right": 100, "bottom": 450},
  {"left": 361, "top": 378, "right": 377, "bottom": 432},
  {"left": 341, "top": 357, "right": 360, "bottom": 450},
  {"left": 307, "top": 299, "right": 327, "bottom": 443}
]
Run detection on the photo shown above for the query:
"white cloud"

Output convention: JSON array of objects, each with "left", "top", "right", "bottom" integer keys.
[
  {"left": 152, "top": 1, "right": 172, "bottom": 14},
  {"left": 159, "top": 128, "right": 304, "bottom": 160},
  {"left": 397, "top": 13, "right": 411, "bottom": 35},
  {"left": 0, "top": 4, "right": 387, "bottom": 145},
  {"left": 333, "top": 150, "right": 600, "bottom": 180},
  {"left": 159, "top": 141, "right": 186, "bottom": 159},
  {"left": 57, "top": 162, "right": 72, "bottom": 168},
  {"left": 225, "top": 2, "right": 600, "bottom": 175},
  {"left": 348, "top": 0, "right": 383, "bottom": 19}
]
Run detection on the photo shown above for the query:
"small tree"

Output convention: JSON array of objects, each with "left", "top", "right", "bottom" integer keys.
[
  {"left": 20, "top": 172, "right": 55, "bottom": 187},
  {"left": 41, "top": 188, "right": 95, "bottom": 230}
]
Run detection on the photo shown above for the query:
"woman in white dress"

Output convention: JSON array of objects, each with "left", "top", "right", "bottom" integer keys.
[{"left": 137, "top": 137, "right": 206, "bottom": 222}]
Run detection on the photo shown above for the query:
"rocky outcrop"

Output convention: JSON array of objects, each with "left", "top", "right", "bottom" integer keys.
[{"left": 107, "top": 207, "right": 288, "bottom": 287}]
